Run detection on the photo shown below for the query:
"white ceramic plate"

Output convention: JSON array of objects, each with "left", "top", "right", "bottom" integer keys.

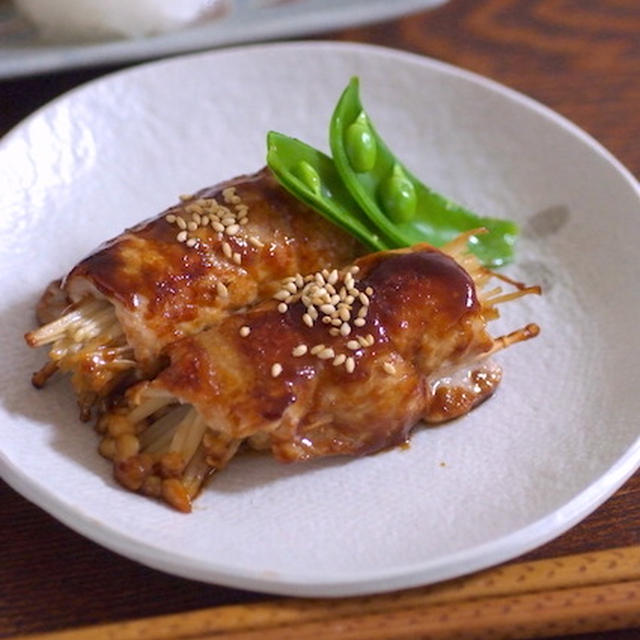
[
  {"left": 0, "top": 0, "right": 446, "bottom": 79},
  {"left": 1, "top": 42, "right": 639, "bottom": 597}
]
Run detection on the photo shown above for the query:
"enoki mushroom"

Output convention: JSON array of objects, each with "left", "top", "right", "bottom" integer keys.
[
  {"left": 442, "top": 230, "right": 541, "bottom": 346},
  {"left": 97, "top": 385, "right": 240, "bottom": 512},
  {"left": 26, "top": 297, "right": 135, "bottom": 418}
]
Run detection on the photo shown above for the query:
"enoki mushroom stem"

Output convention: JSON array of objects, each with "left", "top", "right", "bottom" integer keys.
[
  {"left": 98, "top": 387, "right": 238, "bottom": 512},
  {"left": 26, "top": 296, "right": 135, "bottom": 412}
]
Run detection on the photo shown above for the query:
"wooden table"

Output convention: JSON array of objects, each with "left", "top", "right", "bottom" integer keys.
[{"left": 1, "top": 1, "right": 638, "bottom": 638}]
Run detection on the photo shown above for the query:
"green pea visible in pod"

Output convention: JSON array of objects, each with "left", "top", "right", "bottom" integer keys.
[
  {"left": 294, "top": 160, "right": 322, "bottom": 195},
  {"left": 378, "top": 164, "right": 417, "bottom": 223},
  {"left": 344, "top": 111, "right": 377, "bottom": 173}
]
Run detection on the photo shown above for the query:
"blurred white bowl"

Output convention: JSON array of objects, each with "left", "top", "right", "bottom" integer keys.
[{"left": 12, "top": 0, "right": 227, "bottom": 42}]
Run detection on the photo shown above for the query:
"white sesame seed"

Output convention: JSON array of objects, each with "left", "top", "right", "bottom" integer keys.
[
  {"left": 354, "top": 318, "right": 366, "bottom": 327},
  {"left": 285, "top": 282, "right": 298, "bottom": 294},
  {"left": 358, "top": 306, "right": 369, "bottom": 318},
  {"left": 187, "top": 221, "right": 198, "bottom": 232},
  {"left": 278, "top": 302, "right": 288, "bottom": 313},
  {"left": 339, "top": 307, "right": 351, "bottom": 322},
  {"left": 350, "top": 265, "right": 360, "bottom": 274},
  {"left": 165, "top": 214, "right": 176, "bottom": 223},
  {"left": 302, "top": 313, "right": 313, "bottom": 327},
  {"left": 292, "top": 344, "right": 308, "bottom": 357},
  {"left": 249, "top": 236, "right": 264, "bottom": 249},
  {"left": 274, "top": 290, "right": 289, "bottom": 301},
  {"left": 192, "top": 213, "right": 202, "bottom": 224},
  {"left": 345, "top": 357, "right": 356, "bottom": 373},
  {"left": 307, "top": 306, "right": 319, "bottom": 320},
  {"left": 310, "top": 344, "right": 325, "bottom": 355},
  {"left": 328, "top": 269, "right": 339, "bottom": 285},
  {"left": 357, "top": 335, "right": 369, "bottom": 347},
  {"left": 200, "top": 215, "right": 210, "bottom": 226},
  {"left": 321, "top": 316, "right": 333, "bottom": 325},
  {"left": 233, "top": 252, "right": 242, "bottom": 265},
  {"left": 333, "top": 354, "right": 346, "bottom": 366},
  {"left": 186, "top": 237, "right": 198, "bottom": 248},
  {"left": 271, "top": 363, "right": 283, "bottom": 378},
  {"left": 176, "top": 230, "right": 188, "bottom": 243},
  {"left": 365, "top": 287, "right": 373, "bottom": 296},
  {"left": 340, "top": 323, "right": 351, "bottom": 337},
  {"left": 239, "top": 216, "right": 249, "bottom": 225},
  {"left": 212, "top": 221, "right": 225, "bottom": 233},
  {"left": 346, "top": 340, "right": 360, "bottom": 351},
  {"left": 366, "top": 334, "right": 375, "bottom": 346},
  {"left": 331, "top": 318, "right": 342, "bottom": 327},
  {"left": 222, "top": 242, "right": 233, "bottom": 258},
  {"left": 329, "top": 328, "right": 340, "bottom": 336},
  {"left": 320, "top": 303, "right": 336, "bottom": 315},
  {"left": 239, "top": 326, "right": 251, "bottom": 337},
  {"left": 176, "top": 216, "right": 187, "bottom": 230},
  {"left": 222, "top": 187, "right": 236, "bottom": 203},
  {"left": 295, "top": 274, "right": 304, "bottom": 288},
  {"left": 179, "top": 193, "right": 193, "bottom": 201},
  {"left": 359, "top": 293, "right": 370, "bottom": 306},
  {"left": 216, "top": 281, "right": 228, "bottom": 297},
  {"left": 226, "top": 224, "right": 240, "bottom": 236},
  {"left": 221, "top": 215, "right": 236, "bottom": 226},
  {"left": 317, "top": 348, "right": 335, "bottom": 360},
  {"left": 383, "top": 362, "right": 397, "bottom": 375}
]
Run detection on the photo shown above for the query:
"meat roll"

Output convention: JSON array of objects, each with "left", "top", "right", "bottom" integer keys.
[
  {"left": 99, "top": 234, "right": 540, "bottom": 511},
  {"left": 25, "top": 168, "right": 360, "bottom": 416}
]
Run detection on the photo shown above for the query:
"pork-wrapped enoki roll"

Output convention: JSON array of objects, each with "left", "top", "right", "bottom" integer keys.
[
  {"left": 25, "top": 168, "right": 360, "bottom": 417},
  {"left": 99, "top": 235, "right": 540, "bottom": 512}
]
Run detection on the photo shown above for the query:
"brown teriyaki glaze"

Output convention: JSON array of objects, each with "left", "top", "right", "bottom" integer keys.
[
  {"left": 155, "top": 245, "right": 503, "bottom": 463},
  {"left": 64, "top": 167, "right": 361, "bottom": 364}
]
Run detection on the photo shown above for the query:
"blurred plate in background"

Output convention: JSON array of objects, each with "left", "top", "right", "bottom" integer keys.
[{"left": 0, "top": 0, "right": 447, "bottom": 78}]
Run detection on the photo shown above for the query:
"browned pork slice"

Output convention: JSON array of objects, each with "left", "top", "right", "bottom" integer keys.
[
  {"left": 25, "top": 167, "right": 360, "bottom": 416},
  {"left": 99, "top": 237, "right": 540, "bottom": 512}
]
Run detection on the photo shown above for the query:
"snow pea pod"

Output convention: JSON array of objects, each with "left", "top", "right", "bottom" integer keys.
[
  {"left": 266, "top": 131, "right": 387, "bottom": 251},
  {"left": 329, "top": 77, "right": 518, "bottom": 267}
]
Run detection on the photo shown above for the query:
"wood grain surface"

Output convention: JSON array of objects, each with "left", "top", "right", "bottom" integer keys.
[
  {"left": 25, "top": 584, "right": 640, "bottom": 640},
  {"left": 1, "top": 1, "right": 639, "bottom": 638},
  {"left": 10, "top": 546, "right": 640, "bottom": 640}
]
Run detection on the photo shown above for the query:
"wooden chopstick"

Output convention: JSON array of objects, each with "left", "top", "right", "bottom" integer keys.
[{"left": 14, "top": 545, "right": 640, "bottom": 640}]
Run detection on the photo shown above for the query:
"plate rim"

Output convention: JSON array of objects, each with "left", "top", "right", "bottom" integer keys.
[
  {"left": 2, "top": 438, "right": 639, "bottom": 596},
  {"left": 1, "top": 40, "right": 639, "bottom": 597},
  {"left": 2, "top": 39, "right": 638, "bottom": 192}
]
